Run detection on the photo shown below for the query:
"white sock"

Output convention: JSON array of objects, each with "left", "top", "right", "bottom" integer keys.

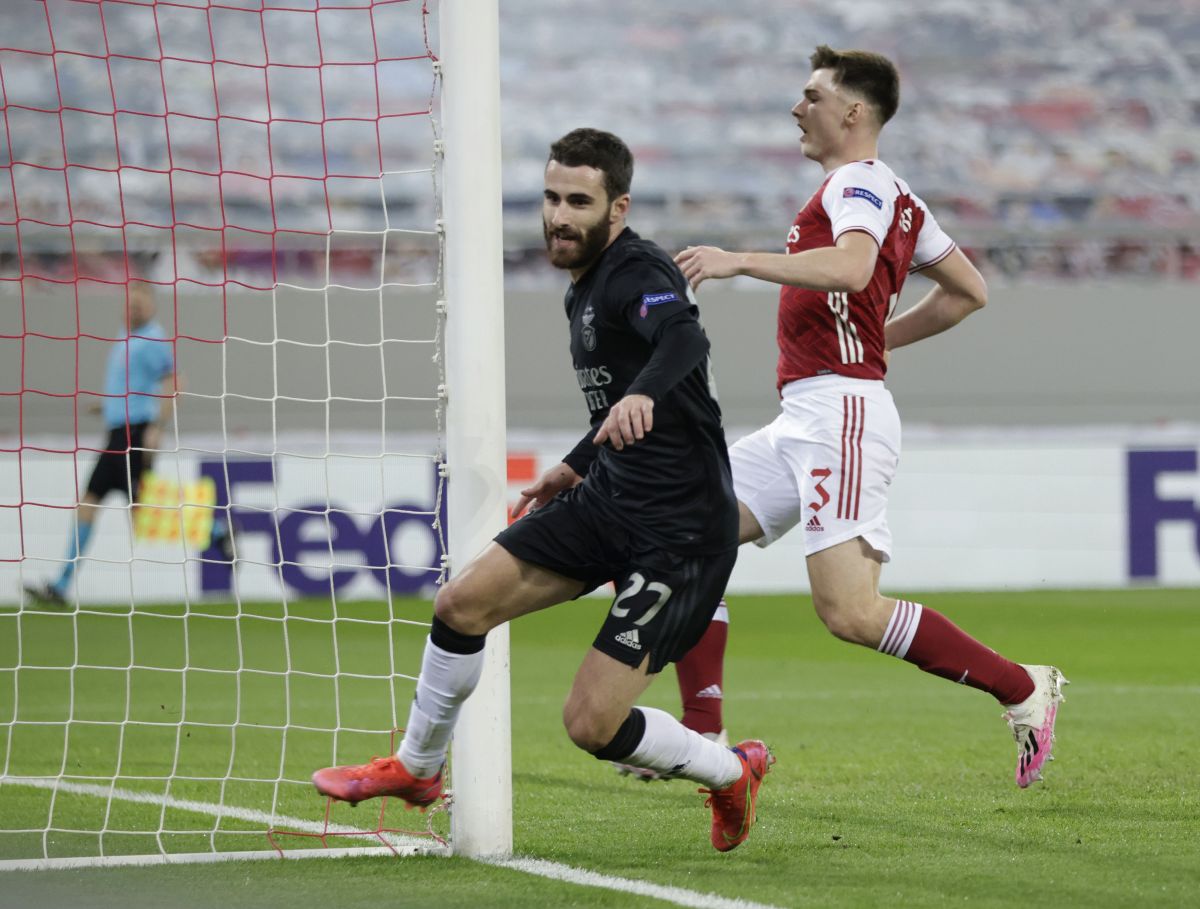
[
  {"left": 396, "top": 637, "right": 485, "bottom": 777},
  {"left": 624, "top": 707, "right": 742, "bottom": 788}
]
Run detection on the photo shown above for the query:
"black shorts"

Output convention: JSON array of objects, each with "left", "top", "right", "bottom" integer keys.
[
  {"left": 494, "top": 485, "right": 737, "bottom": 675},
  {"left": 85, "top": 423, "right": 151, "bottom": 501}
]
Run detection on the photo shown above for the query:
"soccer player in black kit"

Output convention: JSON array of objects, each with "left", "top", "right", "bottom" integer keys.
[{"left": 313, "top": 129, "right": 773, "bottom": 852}]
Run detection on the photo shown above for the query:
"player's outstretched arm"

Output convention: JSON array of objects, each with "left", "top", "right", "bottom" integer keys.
[
  {"left": 511, "top": 462, "right": 583, "bottom": 519},
  {"left": 675, "top": 232, "right": 878, "bottom": 293},
  {"left": 885, "top": 248, "right": 987, "bottom": 352},
  {"left": 672, "top": 245, "right": 742, "bottom": 288}
]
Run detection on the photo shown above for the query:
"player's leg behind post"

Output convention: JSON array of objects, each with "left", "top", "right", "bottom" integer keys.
[{"left": 312, "top": 542, "right": 581, "bottom": 807}]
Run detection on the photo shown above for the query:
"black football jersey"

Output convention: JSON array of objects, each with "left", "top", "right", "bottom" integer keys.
[{"left": 563, "top": 228, "right": 737, "bottom": 554}]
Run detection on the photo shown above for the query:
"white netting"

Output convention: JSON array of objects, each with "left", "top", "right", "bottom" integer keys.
[{"left": 1, "top": 0, "right": 453, "bottom": 860}]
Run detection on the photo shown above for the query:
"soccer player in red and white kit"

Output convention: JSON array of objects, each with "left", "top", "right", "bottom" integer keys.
[{"left": 674, "top": 46, "right": 1067, "bottom": 788}]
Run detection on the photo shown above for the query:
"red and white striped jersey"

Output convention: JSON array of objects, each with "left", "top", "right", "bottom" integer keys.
[{"left": 776, "top": 159, "right": 955, "bottom": 390}]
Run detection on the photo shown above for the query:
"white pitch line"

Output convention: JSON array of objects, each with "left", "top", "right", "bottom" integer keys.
[
  {"left": 483, "top": 857, "right": 786, "bottom": 909},
  {"left": 0, "top": 777, "right": 441, "bottom": 855},
  {"left": 0, "top": 777, "right": 787, "bottom": 909},
  {"left": 0, "top": 846, "right": 398, "bottom": 873}
]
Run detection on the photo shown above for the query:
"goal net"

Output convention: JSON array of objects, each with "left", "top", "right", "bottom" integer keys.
[{"left": 0, "top": 0, "right": 510, "bottom": 865}]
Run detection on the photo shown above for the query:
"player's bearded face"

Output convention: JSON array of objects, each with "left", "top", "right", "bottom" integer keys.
[{"left": 543, "top": 207, "right": 611, "bottom": 270}]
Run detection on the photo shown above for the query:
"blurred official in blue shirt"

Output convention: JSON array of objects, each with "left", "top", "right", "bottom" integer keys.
[{"left": 26, "top": 282, "right": 181, "bottom": 606}]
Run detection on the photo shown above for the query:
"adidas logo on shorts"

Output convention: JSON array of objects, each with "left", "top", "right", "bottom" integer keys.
[
  {"left": 614, "top": 629, "right": 642, "bottom": 650},
  {"left": 806, "top": 515, "right": 823, "bottom": 531}
]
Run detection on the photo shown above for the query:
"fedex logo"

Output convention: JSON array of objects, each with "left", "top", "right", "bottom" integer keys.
[
  {"left": 197, "top": 454, "right": 543, "bottom": 598},
  {"left": 199, "top": 459, "right": 446, "bottom": 597},
  {"left": 1127, "top": 449, "right": 1200, "bottom": 579}
]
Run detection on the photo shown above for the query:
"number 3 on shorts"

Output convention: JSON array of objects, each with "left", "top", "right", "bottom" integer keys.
[{"left": 610, "top": 572, "right": 673, "bottom": 627}]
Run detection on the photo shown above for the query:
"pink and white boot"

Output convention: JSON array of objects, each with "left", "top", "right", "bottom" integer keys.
[{"left": 1004, "top": 665, "right": 1068, "bottom": 788}]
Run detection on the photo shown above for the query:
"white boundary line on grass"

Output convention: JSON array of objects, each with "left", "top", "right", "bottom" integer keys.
[
  {"left": 0, "top": 846, "right": 400, "bottom": 872},
  {"left": 480, "top": 857, "right": 786, "bottom": 909},
  {"left": 0, "top": 778, "right": 785, "bottom": 909},
  {"left": 0, "top": 777, "right": 439, "bottom": 854}
]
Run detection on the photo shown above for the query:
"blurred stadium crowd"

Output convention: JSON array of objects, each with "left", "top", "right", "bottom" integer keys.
[
  {"left": 2, "top": 0, "right": 1197, "bottom": 287},
  {"left": 500, "top": 0, "right": 1200, "bottom": 283}
]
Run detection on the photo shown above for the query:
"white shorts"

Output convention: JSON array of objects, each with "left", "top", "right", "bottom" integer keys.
[{"left": 730, "top": 375, "right": 901, "bottom": 559}]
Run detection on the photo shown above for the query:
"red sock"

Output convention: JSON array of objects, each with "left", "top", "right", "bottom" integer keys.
[
  {"left": 675, "top": 600, "right": 728, "bottom": 736},
  {"left": 878, "top": 600, "right": 1035, "bottom": 705}
]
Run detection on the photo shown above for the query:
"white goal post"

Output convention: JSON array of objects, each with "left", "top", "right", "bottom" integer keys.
[
  {"left": 440, "top": 0, "right": 513, "bottom": 859},
  {"left": 0, "top": 0, "right": 511, "bottom": 866}
]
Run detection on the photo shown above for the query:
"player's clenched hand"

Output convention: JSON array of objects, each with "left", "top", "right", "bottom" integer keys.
[
  {"left": 674, "top": 245, "right": 740, "bottom": 290},
  {"left": 510, "top": 462, "right": 582, "bottom": 519},
  {"left": 593, "top": 394, "right": 654, "bottom": 451}
]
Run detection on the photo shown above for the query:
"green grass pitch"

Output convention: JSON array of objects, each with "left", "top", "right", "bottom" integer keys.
[{"left": 2, "top": 588, "right": 1198, "bottom": 908}]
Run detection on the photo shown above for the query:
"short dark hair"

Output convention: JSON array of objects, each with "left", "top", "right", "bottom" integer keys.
[
  {"left": 809, "top": 45, "right": 900, "bottom": 126},
  {"left": 548, "top": 128, "right": 634, "bottom": 201}
]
